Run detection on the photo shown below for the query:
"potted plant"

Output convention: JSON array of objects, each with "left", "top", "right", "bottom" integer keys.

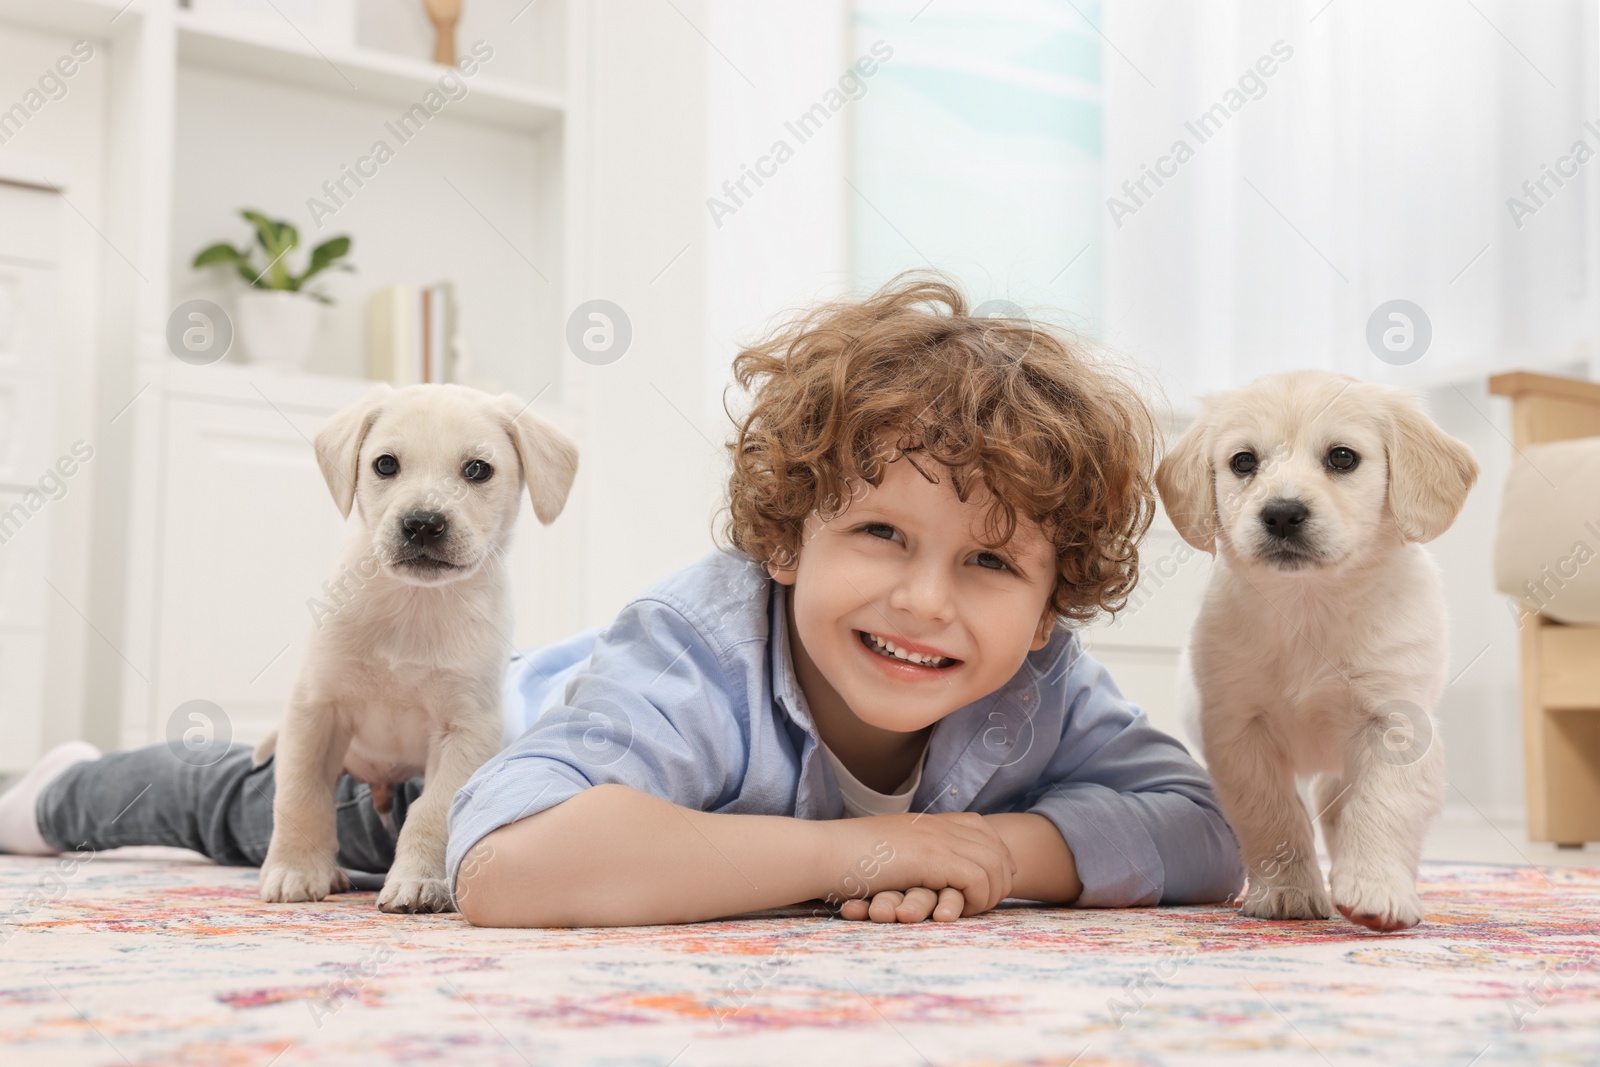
[{"left": 192, "top": 210, "right": 354, "bottom": 370}]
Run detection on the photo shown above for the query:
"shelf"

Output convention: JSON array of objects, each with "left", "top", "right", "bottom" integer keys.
[
  {"left": 156, "top": 356, "right": 375, "bottom": 413},
  {"left": 175, "top": 15, "right": 563, "bottom": 135},
  {"left": 0, "top": 0, "right": 138, "bottom": 39},
  {"left": 151, "top": 356, "right": 579, "bottom": 427},
  {"left": 0, "top": 151, "right": 71, "bottom": 193}
]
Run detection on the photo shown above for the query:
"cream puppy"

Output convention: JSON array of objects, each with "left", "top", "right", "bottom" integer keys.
[
  {"left": 1156, "top": 371, "right": 1477, "bottom": 932},
  {"left": 258, "top": 383, "right": 578, "bottom": 913}
]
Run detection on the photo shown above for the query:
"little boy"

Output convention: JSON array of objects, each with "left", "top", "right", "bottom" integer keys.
[
  {"left": 0, "top": 274, "right": 1242, "bottom": 927},
  {"left": 449, "top": 274, "right": 1242, "bottom": 925}
]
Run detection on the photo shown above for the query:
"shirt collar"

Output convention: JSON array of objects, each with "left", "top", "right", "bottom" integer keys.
[
  {"left": 768, "top": 578, "right": 818, "bottom": 735},
  {"left": 767, "top": 579, "right": 837, "bottom": 817}
]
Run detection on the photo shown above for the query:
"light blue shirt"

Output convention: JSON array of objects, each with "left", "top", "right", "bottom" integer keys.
[{"left": 447, "top": 549, "right": 1243, "bottom": 909}]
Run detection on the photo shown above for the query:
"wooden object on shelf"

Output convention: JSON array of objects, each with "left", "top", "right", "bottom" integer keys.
[
  {"left": 1487, "top": 370, "right": 1600, "bottom": 846},
  {"left": 422, "top": 0, "right": 460, "bottom": 66}
]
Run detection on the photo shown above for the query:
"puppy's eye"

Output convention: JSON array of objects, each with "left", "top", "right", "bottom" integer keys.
[
  {"left": 373, "top": 454, "right": 399, "bottom": 477},
  {"left": 1327, "top": 447, "right": 1359, "bottom": 472},
  {"left": 462, "top": 459, "right": 493, "bottom": 483},
  {"left": 1229, "top": 451, "right": 1258, "bottom": 476}
]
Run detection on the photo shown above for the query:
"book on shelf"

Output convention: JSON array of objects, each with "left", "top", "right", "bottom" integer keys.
[{"left": 366, "top": 283, "right": 459, "bottom": 385}]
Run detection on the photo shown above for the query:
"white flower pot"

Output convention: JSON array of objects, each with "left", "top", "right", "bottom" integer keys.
[{"left": 236, "top": 289, "right": 322, "bottom": 370}]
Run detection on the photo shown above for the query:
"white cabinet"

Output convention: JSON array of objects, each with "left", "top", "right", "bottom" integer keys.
[
  {"left": 116, "top": 366, "right": 367, "bottom": 751},
  {"left": 0, "top": 176, "right": 61, "bottom": 773},
  {"left": 0, "top": 268, "right": 55, "bottom": 485},
  {"left": 140, "top": 369, "right": 369, "bottom": 748}
]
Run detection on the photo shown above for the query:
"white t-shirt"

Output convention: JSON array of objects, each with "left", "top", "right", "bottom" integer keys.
[{"left": 820, "top": 740, "right": 929, "bottom": 817}]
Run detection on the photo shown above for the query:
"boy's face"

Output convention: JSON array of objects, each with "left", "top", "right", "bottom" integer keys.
[{"left": 769, "top": 451, "right": 1059, "bottom": 734}]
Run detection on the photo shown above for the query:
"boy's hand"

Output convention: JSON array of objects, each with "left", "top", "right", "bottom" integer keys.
[
  {"left": 826, "top": 811, "right": 1016, "bottom": 922},
  {"left": 838, "top": 886, "right": 967, "bottom": 922}
]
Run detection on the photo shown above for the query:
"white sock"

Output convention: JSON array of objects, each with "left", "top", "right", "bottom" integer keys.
[{"left": 0, "top": 741, "right": 102, "bottom": 855}]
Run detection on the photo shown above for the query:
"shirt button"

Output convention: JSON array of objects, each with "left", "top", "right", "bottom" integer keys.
[{"left": 949, "top": 786, "right": 957, "bottom": 795}]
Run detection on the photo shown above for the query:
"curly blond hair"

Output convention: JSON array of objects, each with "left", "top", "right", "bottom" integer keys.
[{"left": 717, "top": 272, "right": 1158, "bottom": 624}]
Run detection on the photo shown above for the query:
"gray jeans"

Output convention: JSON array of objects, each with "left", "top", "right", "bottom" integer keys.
[{"left": 35, "top": 742, "right": 423, "bottom": 878}]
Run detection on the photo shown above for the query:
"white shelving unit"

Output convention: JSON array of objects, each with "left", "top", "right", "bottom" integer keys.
[
  {"left": 173, "top": 14, "right": 565, "bottom": 134},
  {"left": 0, "top": 0, "right": 593, "bottom": 755}
]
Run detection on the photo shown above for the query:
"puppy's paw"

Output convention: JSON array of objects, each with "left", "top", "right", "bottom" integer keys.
[
  {"left": 1238, "top": 881, "right": 1334, "bottom": 921},
  {"left": 377, "top": 876, "right": 455, "bottom": 914},
  {"left": 260, "top": 857, "right": 349, "bottom": 903},
  {"left": 1330, "top": 872, "right": 1424, "bottom": 932}
]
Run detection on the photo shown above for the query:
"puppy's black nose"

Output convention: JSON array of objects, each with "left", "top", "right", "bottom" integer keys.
[
  {"left": 1260, "top": 499, "right": 1309, "bottom": 539},
  {"left": 401, "top": 509, "right": 448, "bottom": 545}
]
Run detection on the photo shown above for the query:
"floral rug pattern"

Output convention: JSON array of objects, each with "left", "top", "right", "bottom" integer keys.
[{"left": 2, "top": 853, "right": 1598, "bottom": 1065}]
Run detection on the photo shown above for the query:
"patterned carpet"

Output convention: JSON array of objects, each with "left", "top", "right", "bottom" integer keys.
[{"left": 2, "top": 851, "right": 1597, "bottom": 1066}]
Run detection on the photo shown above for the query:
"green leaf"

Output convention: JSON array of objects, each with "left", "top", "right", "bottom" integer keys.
[
  {"left": 296, "top": 235, "right": 353, "bottom": 289},
  {"left": 240, "top": 210, "right": 279, "bottom": 251},
  {"left": 310, "top": 235, "right": 351, "bottom": 266},
  {"left": 192, "top": 242, "right": 247, "bottom": 270},
  {"left": 239, "top": 210, "right": 301, "bottom": 289},
  {"left": 235, "top": 262, "right": 263, "bottom": 288}
]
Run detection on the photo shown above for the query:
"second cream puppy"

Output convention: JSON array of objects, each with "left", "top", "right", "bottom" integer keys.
[{"left": 1157, "top": 370, "right": 1477, "bottom": 932}]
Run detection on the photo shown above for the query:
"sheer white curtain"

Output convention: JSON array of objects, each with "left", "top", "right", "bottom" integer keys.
[{"left": 1102, "top": 0, "right": 1599, "bottom": 410}]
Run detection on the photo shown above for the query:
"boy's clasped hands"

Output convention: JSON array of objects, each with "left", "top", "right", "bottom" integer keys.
[{"left": 825, "top": 811, "right": 1031, "bottom": 923}]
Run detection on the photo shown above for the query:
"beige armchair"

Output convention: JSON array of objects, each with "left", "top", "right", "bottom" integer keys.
[{"left": 1488, "top": 371, "right": 1600, "bottom": 846}]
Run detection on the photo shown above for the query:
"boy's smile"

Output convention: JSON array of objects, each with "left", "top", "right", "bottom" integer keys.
[
  {"left": 856, "top": 627, "right": 959, "bottom": 672},
  {"left": 769, "top": 445, "right": 1059, "bottom": 784}
]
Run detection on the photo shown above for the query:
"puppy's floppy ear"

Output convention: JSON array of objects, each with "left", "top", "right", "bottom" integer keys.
[
  {"left": 499, "top": 394, "right": 579, "bottom": 525},
  {"left": 1381, "top": 387, "right": 1479, "bottom": 543},
  {"left": 314, "top": 384, "right": 391, "bottom": 518},
  {"left": 1155, "top": 415, "right": 1218, "bottom": 552}
]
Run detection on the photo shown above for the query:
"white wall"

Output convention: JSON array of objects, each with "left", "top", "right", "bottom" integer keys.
[
  {"left": 704, "top": 0, "right": 851, "bottom": 433},
  {"left": 559, "top": 0, "right": 717, "bottom": 626},
  {"left": 563, "top": 0, "right": 857, "bottom": 626}
]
